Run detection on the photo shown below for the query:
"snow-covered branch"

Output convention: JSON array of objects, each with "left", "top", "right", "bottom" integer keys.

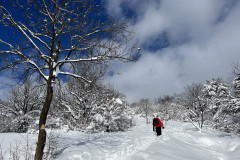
[
  {"left": 20, "top": 23, "right": 51, "bottom": 51},
  {"left": 0, "top": 6, "right": 51, "bottom": 63},
  {"left": 59, "top": 47, "right": 91, "bottom": 52},
  {"left": 1, "top": 104, "right": 20, "bottom": 116},
  {"left": 69, "top": 91, "right": 83, "bottom": 105},
  {"left": 0, "top": 40, "right": 48, "bottom": 81},
  {"left": 25, "top": 60, "right": 48, "bottom": 81},
  {"left": 42, "top": 0, "right": 54, "bottom": 22},
  {"left": 61, "top": 101, "right": 79, "bottom": 120},
  {"left": 62, "top": 30, "right": 101, "bottom": 61},
  {"left": 0, "top": 39, "right": 23, "bottom": 56},
  {"left": 58, "top": 71, "right": 91, "bottom": 83},
  {"left": 57, "top": 56, "right": 108, "bottom": 65},
  {"left": 57, "top": 55, "right": 131, "bottom": 68},
  {"left": 184, "top": 113, "right": 201, "bottom": 131}
]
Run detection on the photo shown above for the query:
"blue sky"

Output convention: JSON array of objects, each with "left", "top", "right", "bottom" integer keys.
[
  {"left": 1, "top": 0, "right": 240, "bottom": 103},
  {"left": 105, "top": 0, "right": 240, "bottom": 103}
]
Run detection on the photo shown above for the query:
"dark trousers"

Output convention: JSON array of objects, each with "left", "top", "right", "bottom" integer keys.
[{"left": 156, "top": 126, "right": 162, "bottom": 136}]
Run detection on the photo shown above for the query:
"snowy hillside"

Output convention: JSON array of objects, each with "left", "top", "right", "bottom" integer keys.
[{"left": 0, "top": 116, "right": 240, "bottom": 160}]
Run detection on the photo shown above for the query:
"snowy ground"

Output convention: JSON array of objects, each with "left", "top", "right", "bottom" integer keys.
[{"left": 0, "top": 116, "right": 240, "bottom": 160}]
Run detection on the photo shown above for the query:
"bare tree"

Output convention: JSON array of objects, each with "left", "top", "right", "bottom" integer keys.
[
  {"left": 0, "top": 79, "right": 43, "bottom": 133},
  {"left": 139, "top": 98, "right": 153, "bottom": 124},
  {"left": 49, "top": 62, "right": 108, "bottom": 131},
  {"left": 183, "top": 83, "right": 203, "bottom": 110},
  {"left": 183, "top": 83, "right": 207, "bottom": 130},
  {"left": 0, "top": 0, "right": 137, "bottom": 159},
  {"left": 154, "top": 95, "right": 184, "bottom": 121}
]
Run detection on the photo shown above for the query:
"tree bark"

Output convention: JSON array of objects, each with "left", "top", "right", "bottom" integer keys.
[
  {"left": 200, "top": 110, "right": 204, "bottom": 129},
  {"left": 34, "top": 81, "right": 53, "bottom": 160},
  {"left": 34, "top": 128, "right": 46, "bottom": 160}
]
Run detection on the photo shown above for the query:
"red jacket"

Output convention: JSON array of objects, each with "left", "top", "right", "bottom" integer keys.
[{"left": 153, "top": 118, "right": 164, "bottom": 127}]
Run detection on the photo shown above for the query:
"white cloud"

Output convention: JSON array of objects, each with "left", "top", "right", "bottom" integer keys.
[
  {"left": 0, "top": 76, "right": 13, "bottom": 99},
  {"left": 106, "top": 0, "right": 240, "bottom": 103},
  {"left": 107, "top": 51, "right": 185, "bottom": 102}
]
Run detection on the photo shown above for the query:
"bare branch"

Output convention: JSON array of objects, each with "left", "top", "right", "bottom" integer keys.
[
  {"left": 42, "top": 0, "right": 54, "bottom": 22},
  {"left": 0, "top": 6, "right": 51, "bottom": 63},
  {"left": 20, "top": 23, "right": 51, "bottom": 51},
  {"left": 0, "top": 40, "right": 48, "bottom": 81},
  {"left": 0, "top": 39, "right": 23, "bottom": 56},
  {"left": 26, "top": 60, "right": 48, "bottom": 81},
  {"left": 58, "top": 71, "right": 91, "bottom": 83}
]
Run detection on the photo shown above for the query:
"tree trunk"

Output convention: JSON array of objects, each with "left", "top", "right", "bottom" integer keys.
[
  {"left": 34, "top": 128, "right": 46, "bottom": 160},
  {"left": 200, "top": 111, "right": 204, "bottom": 129},
  {"left": 34, "top": 82, "right": 53, "bottom": 160}
]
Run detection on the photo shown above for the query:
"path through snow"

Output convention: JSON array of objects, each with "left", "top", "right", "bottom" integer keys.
[
  {"left": 0, "top": 116, "right": 240, "bottom": 160},
  {"left": 56, "top": 117, "right": 240, "bottom": 160},
  {"left": 56, "top": 116, "right": 156, "bottom": 159},
  {"left": 128, "top": 120, "right": 240, "bottom": 160}
]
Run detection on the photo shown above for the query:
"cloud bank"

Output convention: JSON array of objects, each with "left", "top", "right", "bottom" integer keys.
[
  {"left": 0, "top": 75, "right": 14, "bottom": 99},
  {"left": 106, "top": 0, "right": 240, "bottom": 103}
]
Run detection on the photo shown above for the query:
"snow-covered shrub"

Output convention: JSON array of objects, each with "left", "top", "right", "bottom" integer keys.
[
  {"left": 202, "top": 78, "right": 240, "bottom": 135},
  {"left": 130, "top": 98, "right": 156, "bottom": 124},
  {"left": 154, "top": 95, "right": 187, "bottom": 122},
  {"left": 46, "top": 80, "right": 135, "bottom": 133},
  {"left": 86, "top": 97, "right": 134, "bottom": 133},
  {"left": 0, "top": 81, "right": 43, "bottom": 133},
  {"left": 233, "top": 74, "right": 240, "bottom": 98},
  {"left": 221, "top": 98, "right": 240, "bottom": 134}
]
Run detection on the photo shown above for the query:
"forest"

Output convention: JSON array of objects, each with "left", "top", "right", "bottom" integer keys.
[
  {"left": 1, "top": 65, "right": 240, "bottom": 135},
  {"left": 1, "top": 0, "right": 240, "bottom": 159}
]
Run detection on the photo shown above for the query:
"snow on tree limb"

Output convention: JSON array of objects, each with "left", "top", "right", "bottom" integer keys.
[
  {"left": 26, "top": 60, "right": 49, "bottom": 81},
  {"left": 0, "top": 43, "right": 48, "bottom": 81},
  {"left": 61, "top": 29, "right": 102, "bottom": 62},
  {"left": 0, "top": 39, "right": 23, "bottom": 56},
  {"left": 57, "top": 56, "right": 108, "bottom": 65},
  {"left": 184, "top": 113, "right": 201, "bottom": 131},
  {"left": 1, "top": 7, "right": 41, "bottom": 53},
  {"left": 58, "top": 71, "right": 91, "bottom": 83},
  {"left": 0, "top": 6, "right": 53, "bottom": 65},
  {"left": 19, "top": 22, "right": 51, "bottom": 51},
  {"left": 42, "top": 0, "right": 54, "bottom": 22},
  {"left": 57, "top": 55, "right": 132, "bottom": 67}
]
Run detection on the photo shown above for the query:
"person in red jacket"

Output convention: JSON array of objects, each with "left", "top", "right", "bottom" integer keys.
[{"left": 153, "top": 115, "right": 164, "bottom": 136}]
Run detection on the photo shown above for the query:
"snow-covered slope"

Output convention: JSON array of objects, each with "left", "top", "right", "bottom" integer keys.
[
  {"left": 56, "top": 116, "right": 156, "bottom": 160},
  {"left": 0, "top": 116, "right": 240, "bottom": 160},
  {"left": 129, "top": 120, "right": 240, "bottom": 160}
]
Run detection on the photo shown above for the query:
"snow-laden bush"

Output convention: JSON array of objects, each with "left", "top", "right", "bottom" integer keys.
[
  {"left": 233, "top": 74, "right": 240, "bottom": 98},
  {"left": 86, "top": 98, "right": 134, "bottom": 133},
  {"left": 45, "top": 81, "right": 135, "bottom": 133},
  {"left": 0, "top": 81, "right": 43, "bottom": 133},
  {"left": 201, "top": 79, "right": 240, "bottom": 135}
]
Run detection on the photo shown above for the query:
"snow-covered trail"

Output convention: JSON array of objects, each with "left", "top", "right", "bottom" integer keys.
[
  {"left": 0, "top": 116, "right": 240, "bottom": 160},
  {"left": 56, "top": 117, "right": 240, "bottom": 160},
  {"left": 56, "top": 116, "right": 156, "bottom": 159},
  {"left": 129, "top": 121, "right": 240, "bottom": 160}
]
